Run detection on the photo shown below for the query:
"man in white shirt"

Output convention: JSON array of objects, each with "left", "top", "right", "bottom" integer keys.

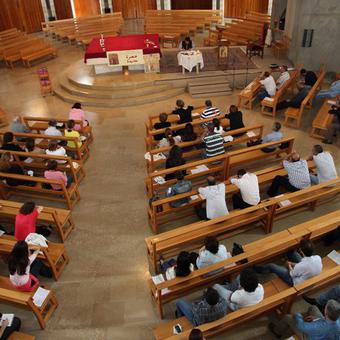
[
  {"left": 214, "top": 269, "right": 264, "bottom": 311},
  {"left": 196, "top": 176, "right": 229, "bottom": 220},
  {"left": 257, "top": 71, "right": 276, "bottom": 101},
  {"left": 254, "top": 239, "right": 322, "bottom": 286},
  {"left": 44, "top": 119, "right": 62, "bottom": 137},
  {"left": 230, "top": 169, "right": 261, "bottom": 209},
  {"left": 308, "top": 145, "right": 338, "bottom": 184},
  {"left": 276, "top": 65, "right": 290, "bottom": 90}
]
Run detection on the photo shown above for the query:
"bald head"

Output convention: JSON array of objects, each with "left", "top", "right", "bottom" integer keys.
[{"left": 291, "top": 152, "right": 300, "bottom": 162}]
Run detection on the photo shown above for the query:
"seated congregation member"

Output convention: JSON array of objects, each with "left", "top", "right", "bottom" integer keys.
[
  {"left": 230, "top": 169, "right": 260, "bottom": 209},
  {"left": 10, "top": 116, "right": 30, "bottom": 140},
  {"left": 200, "top": 100, "right": 220, "bottom": 120},
  {"left": 276, "top": 65, "right": 290, "bottom": 90},
  {"left": 179, "top": 36, "right": 195, "bottom": 50},
  {"left": 0, "top": 132, "right": 23, "bottom": 152},
  {"left": 213, "top": 118, "right": 224, "bottom": 135},
  {"left": 257, "top": 71, "right": 276, "bottom": 101},
  {"left": 175, "top": 287, "right": 227, "bottom": 326},
  {"left": 160, "top": 251, "right": 196, "bottom": 280},
  {"left": 69, "top": 102, "right": 89, "bottom": 131},
  {"left": 64, "top": 120, "right": 82, "bottom": 149},
  {"left": 196, "top": 236, "right": 231, "bottom": 269},
  {"left": 153, "top": 113, "right": 171, "bottom": 141},
  {"left": 308, "top": 145, "right": 337, "bottom": 184},
  {"left": 24, "top": 137, "right": 44, "bottom": 163},
  {"left": 267, "top": 151, "right": 311, "bottom": 197},
  {"left": 202, "top": 123, "right": 225, "bottom": 158},
  {"left": 254, "top": 239, "right": 322, "bottom": 286},
  {"left": 8, "top": 240, "right": 52, "bottom": 292},
  {"left": 172, "top": 99, "right": 193, "bottom": 124},
  {"left": 0, "top": 313, "right": 21, "bottom": 340},
  {"left": 300, "top": 68, "right": 317, "bottom": 87},
  {"left": 213, "top": 269, "right": 264, "bottom": 311},
  {"left": 0, "top": 152, "right": 34, "bottom": 187},
  {"left": 44, "top": 119, "right": 62, "bottom": 137},
  {"left": 303, "top": 285, "right": 340, "bottom": 312},
  {"left": 188, "top": 329, "right": 205, "bottom": 340},
  {"left": 15, "top": 201, "right": 51, "bottom": 240},
  {"left": 247, "top": 122, "right": 283, "bottom": 152},
  {"left": 196, "top": 176, "right": 228, "bottom": 220},
  {"left": 224, "top": 105, "right": 245, "bottom": 135},
  {"left": 323, "top": 104, "right": 340, "bottom": 144},
  {"left": 166, "top": 171, "right": 192, "bottom": 208},
  {"left": 180, "top": 123, "right": 197, "bottom": 142},
  {"left": 44, "top": 160, "right": 72, "bottom": 190},
  {"left": 269, "top": 299, "right": 340, "bottom": 339},
  {"left": 158, "top": 128, "right": 181, "bottom": 149},
  {"left": 165, "top": 145, "right": 186, "bottom": 181},
  {"left": 45, "top": 141, "right": 67, "bottom": 163},
  {"left": 276, "top": 81, "right": 311, "bottom": 111},
  {"left": 315, "top": 79, "right": 340, "bottom": 100}
]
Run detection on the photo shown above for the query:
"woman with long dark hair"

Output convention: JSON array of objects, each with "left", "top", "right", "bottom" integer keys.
[{"left": 165, "top": 145, "right": 186, "bottom": 180}]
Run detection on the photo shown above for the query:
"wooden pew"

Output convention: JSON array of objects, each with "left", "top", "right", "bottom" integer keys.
[
  {"left": 8, "top": 332, "right": 35, "bottom": 340},
  {"left": 146, "top": 125, "right": 264, "bottom": 173},
  {"left": 0, "top": 235, "right": 69, "bottom": 280},
  {"left": 0, "top": 172, "right": 80, "bottom": 209},
  {"left": 0, "top": 276, "right": 58, "bottom": 329},
  {"left": 0, "top": 149, "right": 86, "bottom": 185},
  {"left": 21, "top": 44, "right": 57, "bottom": 68},
  {"left": 145, "top": 137, "right": 294, "bottom": 197},
  {"left": 261, "top": 68, "right": 300, "bottom": 117},
  {"left": 238, "top": 79, "right": 262, "bottom": 109},
  {"left": 284, "top": 70, "right": 326, "bottom": 128},
  {"left": 22, "top": 116, "right": 93, "bottom": 144},
  {"left": 146, "top": 178, "right": 340, "bottom": 270},
  {"left": 147, "top": 160, "right": 315, "bottom": 233},
  {"left": 0, "top": 132, "right": 90, "bottom": 163},
  {"left": 310, "top": 98, "right": 339, "bottom": 139},
  {"left": 0, "top": 199, "right": 75, "bottom": 242}
]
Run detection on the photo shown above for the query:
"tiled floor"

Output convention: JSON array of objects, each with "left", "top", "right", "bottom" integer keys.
[{"left": 0, "top": 22, "right": 339, "bottom": 340}]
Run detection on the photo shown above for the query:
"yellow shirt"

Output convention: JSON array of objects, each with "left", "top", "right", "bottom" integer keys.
[{"left": 64, "top": 129, "right": 82, "bottom": 149}]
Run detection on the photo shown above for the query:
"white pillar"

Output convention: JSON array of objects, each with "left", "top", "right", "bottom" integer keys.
[
  {"left": 40, "top": 0, "right": 57, "bottom": 21},
  {"left": 164, "top": 0, "right": 171, "bottom": 10}
]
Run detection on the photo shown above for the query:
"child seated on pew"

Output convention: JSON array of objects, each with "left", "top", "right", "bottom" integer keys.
[
  {"left": 8, "top": 241, "right": 52, "bottom": 292},
  {"left": 15, "top": 201, "right": 51, "bottom": 240},
  {"left": 157, "top": 128, "right": 181, "bottom": 149},
  {"left": 45, "top": 141, "right": 67, "bottom": 163},
  {"left": 153, "top": 113, "right": 171, "bottom": 141},
  {"left": 213, "top": 269, "right": 264, "bottom": 311},
  {"left": 64, "top": 120, "right": 82, "bottom": 150},
  {"left": 44, "top": 160, "right": 72, "bottom": 191},
  {"left": 69, "top": 102, "right": 89, "bottom": 131}
]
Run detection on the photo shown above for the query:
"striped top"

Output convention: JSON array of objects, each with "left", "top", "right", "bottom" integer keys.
[
  {"left": 203, "top": 133, "right": 225, "bottom": 158},
  {"left": 200, "top": 106, "right": 220, "bottom": 120}
]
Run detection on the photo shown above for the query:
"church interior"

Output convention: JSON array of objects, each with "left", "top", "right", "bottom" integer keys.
[{"left": 0, "top": 0, "right": 339, "bottom": 339}]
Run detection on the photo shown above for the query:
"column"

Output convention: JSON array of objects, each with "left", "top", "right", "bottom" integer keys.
[
  {"left": 212, "top": 0, "right": 224, "bottom": 24},
  {"left": 101, "top": 0, "right": 112, "bottom": 13},
  {"left": 41, "top": 0, "right": 57, "bottom": 21}
]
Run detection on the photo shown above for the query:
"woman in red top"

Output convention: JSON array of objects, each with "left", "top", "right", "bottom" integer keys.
[{"left": 15, "top": 202, "right": 51, "bottom": 240}]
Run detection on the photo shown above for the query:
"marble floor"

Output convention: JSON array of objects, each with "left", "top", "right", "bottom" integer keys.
[{"left": 0, "top": 26, "right": 339, "bottom": 340}]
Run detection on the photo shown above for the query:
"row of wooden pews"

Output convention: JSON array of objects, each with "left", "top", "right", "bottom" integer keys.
[
  {"left": 0, "top": 29, "right": 57, "bottom": 69},
  {"left": 42, "top": 13, "right": 123, "bottom": 46},
  {"left": 0, "top": 115, "right": 94, "bottom": 333},
  {"left": 143, "top": 105, "right": 339, "bottom": 339}
]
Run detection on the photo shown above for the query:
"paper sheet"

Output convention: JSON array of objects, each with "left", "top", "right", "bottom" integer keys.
[
  {"left": 327, "top": 100, "right": 336, "bottom": 105},
  {"left": 279, "top": 199, "right": 292, "bottom": 207},
  {"left": 191, "top": 165, "right": 209, "bottom": 174},
  {"left": 190, "top": 195, "right": 199, "bottom": 201},
  {"left": 154, "top": 176, "right": 165, "bottom": 184},
  {"left": 151, "top": 274, "right": 170, "bottom": 295},
  {"left": 224, "top": 135, "right": 234, "bottom": 143},
  {"left": 327, "top": 250, "right": 340, "bottom": 265},
  {"left": 0, "top": 314, "right": 14, "bottom": 327},
  {"left": 192, "top": 112, "right": 200, "bottom": 117},
  {"left": 33, "top": 287, "right": 50, "bottom": 307},
  {"left": 246, "top": 131, "right": 256, "bottom": 138},
  {"left": 0, "top": 230, "right": 5, "bottom": 237},
  {"left": 264, "top": 97, "right": 274, "bottom": 102}
]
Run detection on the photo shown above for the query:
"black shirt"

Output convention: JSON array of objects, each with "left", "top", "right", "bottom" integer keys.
[
  {"left": 1, "top": 143, "right": 23, "bottom": 152},
  {"left": 165, "top": 158, "right": 186, "bottom": 180},
  {"left": 153, "top": 121, "right": 171, "bottom": 141},
  {"left": 172, "top": 106, "right": 193, "bottom": 124},
  {"left": 305, "top": 71, "right": 317, "bottom": 87},
  {"left": 329, "top": 107, "right": 340, "bottom": 125},
  {"left": 225, "top": 111, "right": 245, "bottom": 131}
]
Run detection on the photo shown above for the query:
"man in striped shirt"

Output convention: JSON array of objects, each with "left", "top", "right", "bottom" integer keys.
[
  {"left": 202, "top": 123, "right": 225, "bottom": 158},
  {"left": 200, "top": 100, "right": 220, "bottom": 120}
]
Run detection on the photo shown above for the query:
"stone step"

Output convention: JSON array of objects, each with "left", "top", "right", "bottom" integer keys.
[
  {"left": 191, "top": 90, "right": 233, "bottom": 98},
  {"left": 54, "top": 83, "right": 185, "bottom": 108},
  {"left": 187, "top": 77, "right": 230, "bottom": 88},
  {"left": 60, "top": 75, "right": 172, "bottom": 99}
]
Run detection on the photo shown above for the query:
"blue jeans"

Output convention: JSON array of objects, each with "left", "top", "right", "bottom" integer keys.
[
  {"left": 317, "top": 285, "right": 340, "bottom": 306},
  {"left": 176, "top": 299, "right": 196, "bottom": 325},
  {"left": 253, "top": 251, "right": 302, "bottom": 286},
  {"left": 258, "top": 89, "right": 269, "bottom": 101}
]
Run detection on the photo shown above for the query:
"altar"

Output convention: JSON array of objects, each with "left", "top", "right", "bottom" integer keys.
[{"left": 84, "top": 34, "right": 161, "bottom": 74}]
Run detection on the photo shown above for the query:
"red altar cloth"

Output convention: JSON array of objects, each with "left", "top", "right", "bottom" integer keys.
[{"left": 84, "top": 34, "right": 161, "bottom": 62}]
